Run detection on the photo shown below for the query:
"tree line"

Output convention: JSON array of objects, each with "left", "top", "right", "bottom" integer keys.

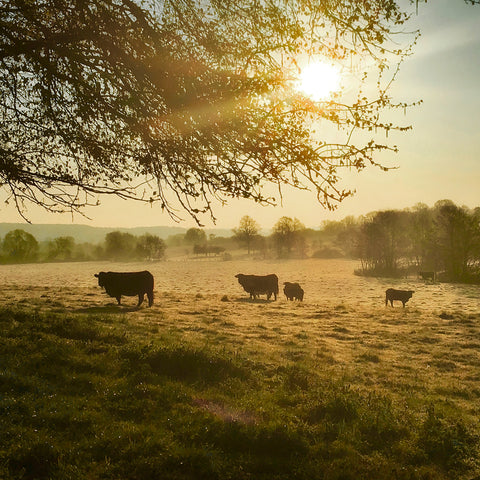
[
  {"left": 353, "top": 201, "right": 480, "bottom": 283},
  {"left": 0, "top": 217, "right": 311, "bottom": 263},
  {"left": 0, "top": 231, "right": 167, "bottom": 264},
  {"left": 230, "top": 200, "right": 480, "bottom": 283},
  {"left": 1, "top": 199, "right": 479, "bottom": 283}
]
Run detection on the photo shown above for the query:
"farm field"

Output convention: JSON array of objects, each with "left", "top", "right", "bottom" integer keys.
[{"left": 1, "top": 258, "right": 479, "bottom": 479}]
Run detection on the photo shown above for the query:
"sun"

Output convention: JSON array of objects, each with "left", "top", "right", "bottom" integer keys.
[{"left": 296, "top": 61, "right": 341, "bottom": 101}]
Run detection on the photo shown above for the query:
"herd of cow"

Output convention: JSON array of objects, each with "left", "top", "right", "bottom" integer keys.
[{"left": 94, "top": 270, "right": 415, "bottom": 308}]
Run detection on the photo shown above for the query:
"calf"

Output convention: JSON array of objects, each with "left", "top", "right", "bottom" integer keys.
[
  {"left": 94, "top": 270, "right": 154, "bottom": 307},
  {"left": 385, "top": 288, "right": 414, "bottom": 308},
  {"left": 283, "top": 282, "right": 304, "bottom": 301}
]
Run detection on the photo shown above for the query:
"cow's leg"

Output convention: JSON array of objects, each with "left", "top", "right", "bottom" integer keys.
[
  {"left": 116, "top": 296, "right": 122, "bottom": 305},
  {"left": 147, "top": 290, "right": 154, "bottom": 307},
  {"left": 389, "top": 300, "right": 394, "bottom": 307},
  {"left": 137, "top": 293, "right": 144, "bottom": 307}
]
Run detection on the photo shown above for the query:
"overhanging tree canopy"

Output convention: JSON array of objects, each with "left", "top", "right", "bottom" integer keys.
[{"left": 1, "top": 0, "right": 426, "bottom": 223}]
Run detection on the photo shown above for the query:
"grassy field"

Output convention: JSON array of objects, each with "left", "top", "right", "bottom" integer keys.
[{"left": 1, "top": 258, "right": 479, "bottom": 479}]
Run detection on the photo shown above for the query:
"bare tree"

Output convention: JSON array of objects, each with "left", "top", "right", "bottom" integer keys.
[
  {"left": 1, "top": 0, "right": 420, "bottom": 224},
  {"left": 233, "top": 215, "right": 260, "bottom": 255},
  {"left": 272, "top": 216, "right": 306, "bottom": 258}
]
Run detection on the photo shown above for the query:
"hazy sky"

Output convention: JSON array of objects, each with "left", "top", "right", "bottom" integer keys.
[{"left": 2, "top": 0, "right": 479, "bottom": 230}]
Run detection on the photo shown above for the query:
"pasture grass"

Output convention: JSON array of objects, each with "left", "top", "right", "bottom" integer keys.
[{"left": 1, "top": 303, "right": 479, "bottom": 479}]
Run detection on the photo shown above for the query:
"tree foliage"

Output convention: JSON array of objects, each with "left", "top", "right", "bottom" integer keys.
[
  {"left": 104, "top": 231, "right": 137, "bottom": 260},
  {"left": 354, "top": 201, "right": 480, "bottom": 281},
  {"left": 184, "top": 227, "right": 207, "bottom": 245},
  {"left": 434, "top": 201, "right": 480, "bottom": 280},
  {"left": 1, "top": 0, "right": 420, "bottom": 223},
  {"left": 356, "top": 210, "right": 410, "bottom": 275},
  {"left": 46, "top": 235, "right": 75, "bottom": 261},
  {"left": 233, "top": 215, "right": 260, "bottom": 254},
  {"left": 273, "top": 216, "right": 306, "bottom": 258},
  {"left": 2, "top": 229, "right": 38, "bottom": 262},
  {"left": 135, "top": 233, "right": 166, "bottom": 260}
]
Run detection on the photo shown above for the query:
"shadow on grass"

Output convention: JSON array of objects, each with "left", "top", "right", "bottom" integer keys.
[
  {"left": 73, "top": 305, "right": 141, "bottom": 314},
  {"left": 235, "top": 297, "right": 273, "bottom": 304},
  {"left": 121, "top": 344, "right": 251, "bottom": 385}
]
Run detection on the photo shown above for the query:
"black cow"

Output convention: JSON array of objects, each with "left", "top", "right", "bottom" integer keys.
[
  {"left": 283, "top": 282, "right": 304, "bottom": 301},
  {"left": 419, "top": 271, "right": 436, "bottom": 282},
  {"left": 385, "top": 288, "right": 414, "bottom": 308},
  {"left": 235, "top": 274, "right": 279, "bottom": 300},
  {"left": 94, "top": 271, "right": 154, "bottom": 307}
]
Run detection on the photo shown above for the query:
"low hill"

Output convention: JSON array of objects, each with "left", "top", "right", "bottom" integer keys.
[{"left": 0, "top": 223, "right": 233, "bottom": 243}]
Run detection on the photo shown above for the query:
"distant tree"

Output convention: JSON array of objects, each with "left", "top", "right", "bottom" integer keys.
[
  {"left": 166, "top": 233, "right": 185, "bottom": 247},
  {"left": 93, "top": 244, "right": 105, "bottom": 261},
  {"left": 356, "top": 219, "right": 383, "bottom": 272},
  {"left": 135, "top": 234, "right": 166, "bottom": 261},
  {"left": 409, "top": 203, "right": 436, "bottom": 270},
  {"left": 272, "top": 217, "right": 306, "bottom": 258},
  {"left": 335, "top": 216, "right": 361, "bottom": 258},
  {"left": 68, "top": 241, "right": 96, "bottom": 261},
  {"left": 47, "top": 236, "right": 75, "bottom": 261},
  {"left": 193, "top": 244, "right": 226, "bottom": 256},
  {"left": 233, "top": 216, "right": 260, "bottom": 255},
  {"left": 104, "top": 231, "right": 137, "bottom": 261},
  {"left": 433, "top": 202, "right": 480, "bottom": 281},
  {"left": 2, "top": 229, "right": 38, "bottom": 263},
  {"left": 184, "top": 228, "right": 207, "bottom": 246},
  {"left": 317, "top": 216, "right": 359, "bottom": 258},
  {"left": 356, "top": 210, "right": 410, "bottom": 276}
]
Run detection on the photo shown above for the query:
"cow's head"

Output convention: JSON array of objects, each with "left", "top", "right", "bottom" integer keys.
[{"left": 94, "top": 272, "right": 106, "bottom": 287}]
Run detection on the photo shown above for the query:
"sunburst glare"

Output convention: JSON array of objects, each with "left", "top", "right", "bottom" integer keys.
[{"left": 296, "top": 61, "right": 341, "bottom": 101}]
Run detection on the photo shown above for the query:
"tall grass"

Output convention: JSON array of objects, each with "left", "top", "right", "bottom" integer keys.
[{"left": 0, "top": 306, "right": 478, "bottom": 479}]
